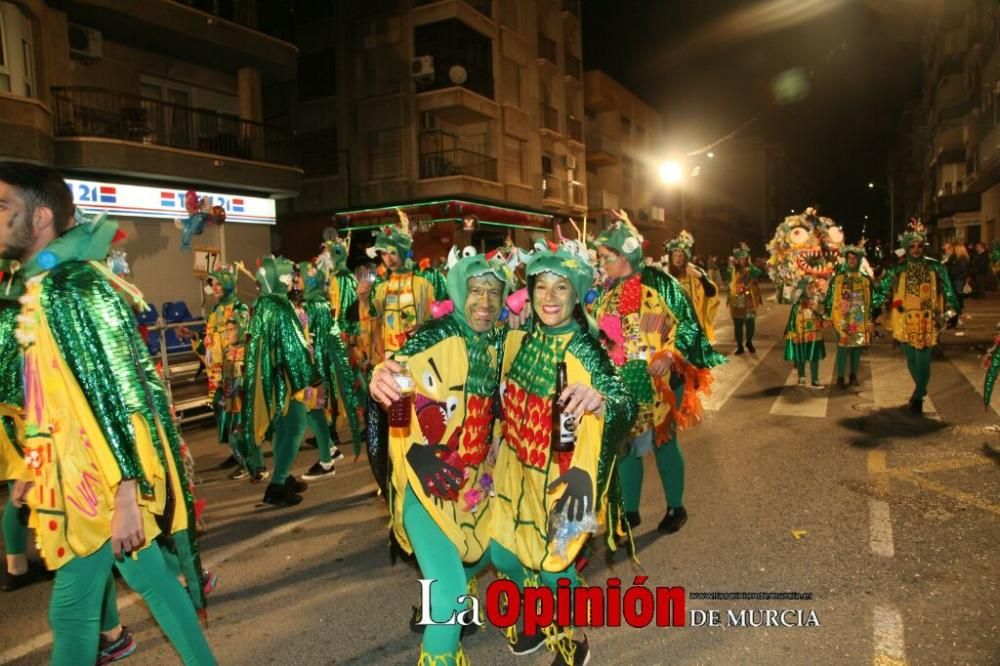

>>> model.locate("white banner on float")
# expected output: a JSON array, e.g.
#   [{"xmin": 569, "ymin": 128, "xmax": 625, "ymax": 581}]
[{"xmin": 65, "ymin": 179, "xmax": 277, "ymax": 225}]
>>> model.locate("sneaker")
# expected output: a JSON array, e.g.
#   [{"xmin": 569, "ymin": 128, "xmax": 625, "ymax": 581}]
[
  {"xmin": 907, "ymin": 398, "xmax": 923, "ymax": 415},
  {"xmin": 809, "ymin": 382, "xmax": 826, "ymax": 390},
  {"xmin": 285, "ymin": 475, "xmax": 309, "ymax": 494},
  {"xmin": 657, "ymin": 506, "xmax": 688, "ymax": 534},
  {"xmin": 746, "ymin": 342, "xmax": 756, "ymax": 354},
  {"xmin": 624, "ymin": 511, "xmax": 641, "ymax": 528},
  {"xmin": 302, "ymin": 460, "xmax": 336, "ymax": 481},
  {"xmin": 262, "ymin": 483, "xmax": 302, "ymax": 507},
  {"xmin": 330, "ymin": 446, "xmax": 345, "ymax": 463},
  {"xmin": 251, "ymin": 468, "xmax": 270, "ymax": 483},
  {"xmin": 797, "ymin": 377, "xmax": 806, "ymax": 386},
  {"xmin": 510, "ymin": 628, "xmax": 566, "ymax": 656},
  {"xmin": 227, "ymin": 467, "xmax": 248, "ymax": 481},
  {"xmin": 217, "ymin": 454, "xmax": 239, "ymax": 470},
  {"xmin": 2, "ymin": 562, "xmax": 51, "ymax": 592},
  {"xmin": 734, "ymin": 347, "xmax": 745, "ymax": 356},
  {"xmin": 551, "ymin": 635, "xmax": 591, "ymax": 666},
  {"xmin": 96, "ymin": 626, "xmax": 136, "ymax": 665}
]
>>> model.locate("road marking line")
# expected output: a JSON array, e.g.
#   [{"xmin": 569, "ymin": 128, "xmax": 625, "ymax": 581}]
[
  {"xmin": 888, "ymin": 456, "xmax": 991, "ymax": 476},
  {"xmin": 704, "ymin": 335, "xmax": 780, "ymax": 411},
  {"xmin": 888, "ymin": 470, "xmax": 1000, "ymax": 517},
  {"xmin": 867, "ymin": 450, "xmax": 889, "ymax": 499},
  {"xmin": 872, "ymin": 604, "xmax": 908, "ymax": 665},
  {"xmin": 869, "ymin": 499, "xmax": 895, "ymax": 558},
  {"xmin": 768, "ymin": 354, "xmax": 835, "ymax": 418}
]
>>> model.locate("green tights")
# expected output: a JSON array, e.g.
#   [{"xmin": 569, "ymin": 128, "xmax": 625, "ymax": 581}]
[
  {"xmin": 796, "ymin": 359, "xmax": 820, "ymax": 383},
  {"xmin": 901, "ymin": 344, "xmax": 931, "ymax": 400},
  {"xmin": 272, "ymin": 400, "xmax": 307, "ymax": 484},
  {"xmin": 620, "ymin": 385, "xmax": 685, "ymax": 512},
  {"xmin": 734, "ymin": 317, "xmax": 756, "ymax": 349},
  {"xmin": 4, "ymin": 480, "xmax": 28, "ymax": 558},
  {"xmin": 50, "ymin": 540, "xmax": 215, "ymax": 665},
  {"xmin": 835, "ymin": 347, "xmax": 861, "ymax": 379},
  {"xmin": 307, "ymin": 409, "xmax": 334, "ymax": 464}
]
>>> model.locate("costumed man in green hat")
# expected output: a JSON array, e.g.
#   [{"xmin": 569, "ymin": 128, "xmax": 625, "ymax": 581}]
[
  {"xmin": 241, "ymin": 255, "xmax": 319, "ymax": 506},
  {"xmin": 0, "ymin": 162, "xmax": 214, "ymax": 664},
  {"xmin": 783, "ymin": 278, "xmax": 827, "ymax": 388},
  {"xmin": 369, "ymin": 249, "xmax": 514, "ymax": 666},
  {"xmin": 593, "ymin": 212, "xmax": 725, "ymax": 534},
  {"xmin": 197, "ymin": 265, "xmax": 252, "ymax": 478},
  {"xmin": 872, "ymin": 220, "xmax": 960, "ymax": 414},
  {"xmin": 664, "ymin": 230, "xmax": 720, "ymax": 343},
  {"xmin": 295, "ymin": 260, "xmax": 363, "ymax": 481},
  {"xmin": 728, "ymin": 242, "xmax": 763, "ymax": 354},
  {"xmin": 825, "ymin": 244, "xmax": 874, "ymax": 389},
  {"xmin": 489, "ymin": 243, "xmax": 636, "ymax": 665}
]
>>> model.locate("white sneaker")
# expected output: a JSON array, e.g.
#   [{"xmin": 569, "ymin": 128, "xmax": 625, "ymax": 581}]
[{"xmin": 302, "ymin": 460, "xmax": 336, "ymax": 481}]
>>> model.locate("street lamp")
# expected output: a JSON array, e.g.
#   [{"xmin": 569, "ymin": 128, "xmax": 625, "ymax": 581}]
[{"xmin": 659, "ymin": 160, "xmax": 685, "ymax": 225}]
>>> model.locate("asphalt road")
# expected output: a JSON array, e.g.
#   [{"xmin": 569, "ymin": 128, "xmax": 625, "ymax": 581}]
[{"xmin": 2, "ymin": 287, "xmax": 998, "ymax": 665}]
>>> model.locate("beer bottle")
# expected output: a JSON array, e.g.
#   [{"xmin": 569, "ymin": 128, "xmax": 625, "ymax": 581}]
[{"xmin": 551, "ymin": 362, "xmax": 576, "ymax": 453}]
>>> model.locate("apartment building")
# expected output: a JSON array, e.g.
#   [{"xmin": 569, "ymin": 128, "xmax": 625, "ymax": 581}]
[
  {"xmin": 0, "ymin": 0, "xmax": 301, "ymax": 307},
  {"xmin": 280, "ymin": 0, "xmax": 588, "ymax": 262}
]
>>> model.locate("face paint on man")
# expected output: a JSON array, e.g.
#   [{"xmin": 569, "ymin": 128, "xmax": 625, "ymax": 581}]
[
  {"xmin": 464, "ymin": 275, "xmax": 503, "ymax": 333},
  {"xmin": 532, "ymin": 272, "xmax": 576, "ymax": 328}
]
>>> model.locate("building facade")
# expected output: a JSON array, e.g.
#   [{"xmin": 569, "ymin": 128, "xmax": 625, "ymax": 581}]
[
  {"xmin": 280, "ymin": 0, "xmax": 588, "ymax": 261},
  {"xmin": 0, "ymin": 0, "xmax": 300, "ymax": 308}
]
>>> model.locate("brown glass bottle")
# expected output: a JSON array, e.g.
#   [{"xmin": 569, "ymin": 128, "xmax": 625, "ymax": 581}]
[{"xmin": 551, "ymin": 362, "xmax": 576, "ymax": 453}]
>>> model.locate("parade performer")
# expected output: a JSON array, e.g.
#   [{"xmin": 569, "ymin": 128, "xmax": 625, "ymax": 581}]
[
  {"xmin": 872, "ymin": 220, "xmax": 960, "ymax": 414},
  {"xmin": 593, "ymin": 214, "xmax": 725, "ymax": 535},
  {"xmin": 784, "ymin": 279, "xmax": 827, "ymax": 388},
  {"xmin": 319, "ymin": 231, "xmax": 366, "ymax": 455},
  {"xmin": 664, "ymin": 230, "xmax": 720, "ymax": 342},
  {"xmin": 824, "ymin": 244, "xmax": 874, "ymax": 388},
  {"xmin": 0, "ymin": 162, "xmax": 214, "ymax": 665},
  {"xmin": 489, "ymin": 245, "xmax": 637, "ymax": 665},
  {"xmin": 198, "ymin": 265, "xmax": 252, "ymax": 478},
  {"xmin": 982, "ymin": 328, "xmax": 1000, "ymax": 456},
  {"xmin": 241, "ymin": 255, "xmax": 319, "ymax": 506},
  {"xmin": 296, "ymin": 260, "xmax": 362, "ymax": 481},
  {"xmin": 369, "ymin": 249, "xmax": 513, "ymax": 666},
  {"xmin": 728, "ymin": 243, "xmax": 763, "ymax": 354}
]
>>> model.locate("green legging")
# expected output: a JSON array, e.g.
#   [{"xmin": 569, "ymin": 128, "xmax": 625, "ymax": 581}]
[
  {"xmin": 796, "ymin": 359, "xmax": 820, "ymax": 383},
  {"xmin": 161, "ymin": 530, "xmax": 205, "ymax": 610},
  {"xmin": 734, "ymin": 317, "xmax": 756, "ymax": 348},
  {"xmin": 307, "ymin": 409, "xmax": 334, "ymax": 464},
  {"xmin": 272, "ymin": 400, "xmax": 308, "ymax": 484},
  {"xmin": 402, "ymin": 485, "xmax": 466, "ymax": 665},
  {"xmin": 4, "ymin": 480, "xmax": 28, "ymax": 557},
  {"xmin": 50, "ymin": 540, "xmax": 215, "ymax": 666},
  {"xmin": 901, "ymin": 344, "xmax": 932, "ymax": 400},
  {"xmin": 99, "ymin": 574, "xmax": 121, "ymax": 633},
  {"xmin": 620, "ymin": 384, "xmax": 685, "ymax": 512},
  {"xmin": 835, "ymin": 347, "xmax": 861, "ymax": 379}
]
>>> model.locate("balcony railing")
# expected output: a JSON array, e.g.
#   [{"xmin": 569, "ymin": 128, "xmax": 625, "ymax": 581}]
[
  {"xmin": 415, "ymin": 0, "xmax": 492, "ymax": 18},
  {"xmin": 538, "ymin": 34, "xmax": 558, "ymax": 64},
  {"xmin": 585, "ymin": 127, "xmax": 620, "ymax": 155},
  {"xmin": 587, "ymin": 188, "xmax": 619, "ymax": 210},
  {"xmin": 179, "ymin": 0, "xmax": 292, "ymax": 41},
  {"xmin": 541, "ymin": 175, "xmax": 562, "ymax": 200},
  {"xmin": 419, "ymin": 149, "xmax": 498, "ymax": 181},
  {"xmin": 414, "ymin": 53, "xmax": 495, "ymax": 100},
  {"xmin": 564, "ymin": 52, "xmax": 582, "ymax": 80},
  {"xmin": 567, "ymin": 182, "xmax": 585, "ymax": 206},
  {"xmin": 52, "ymin": 86, "xmax": 296, "ymax": 165},
  {"xmin": 566, "ymin": 116, "xmax": 583, "ymax": 142},
  {"xmin": 540, "ymin": 103, "xmax": 559, "ymax": 132}
]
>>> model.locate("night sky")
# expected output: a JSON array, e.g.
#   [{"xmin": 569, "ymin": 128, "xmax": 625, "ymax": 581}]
[{"xmin": 581, "ymin": 0, "xmax": 924, "ymax": 240}]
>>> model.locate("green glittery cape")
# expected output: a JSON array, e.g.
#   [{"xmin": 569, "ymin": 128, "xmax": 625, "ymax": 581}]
[
  {"xmin": 640, "ymin": 267, "xmax": 726, "ymax": 369},
  {"xmin": 419, "ymin": 267, "xmax": 449, "ymax": 302},
  {"xmin": 985, "ymin": 338, "xmax": 1000, "ymax": 406},
  {"xmin": 331, "ymin": 271, "xmax": 360, "ymax": 337},
  {"xmin": 0, "ymin": 261, "xmax": 23, "ymax": 413},
  {"xmin": 241, "ymin": 294, "xmax": 318, "ymax": 450}
]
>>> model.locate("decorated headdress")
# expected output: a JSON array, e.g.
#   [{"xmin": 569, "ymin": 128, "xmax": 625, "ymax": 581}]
[
  {"xmin": 665, "ymin": 230, "xmax": 695, "ymax": 258},
  {"xmin": 733, "ymin": 242, "xmax": 752, "ymax": 258},
  {"xmin": 318, "ymin": 228, "xmax": 351, "ymax": 275},
  {"xmin": 297, "ymin": 260, "xmax": 327, "ymax": 302},
  {"xmin": 841, "ymin": 242, "xmax": 866, "ymax": 259},
  {"xmin": 525, "ymin": 246, "xmax": 598, "ymax": 337},
  {"xmin": 898, "ymin": 218, "xmax": 926, "ymax": 248},
  {"xmin": 255, "ymin": 255, "xmax": 296, "ymax": 296},
  {"xmin": 366, "ymin": 208, "xmax": 414, "ymax": 263},
  {"xmin": 444, "ymin": 247, "xmax": 515, "ymax": 330},
  {"xmin": 594, "ymin": 209, "xmax": 644, "ymax": 270},
  {"xmin": 206, "ymin": 264, "xmax": 238, "ymax": 301}
]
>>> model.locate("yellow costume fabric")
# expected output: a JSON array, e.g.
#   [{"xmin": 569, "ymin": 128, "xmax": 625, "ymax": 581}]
[{"xmin": 371, "ymin": 272, "xmax": 436, "ymax": 359}]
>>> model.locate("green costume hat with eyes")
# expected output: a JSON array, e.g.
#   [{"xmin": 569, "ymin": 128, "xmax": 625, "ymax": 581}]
[
  {"xmin": 898, "ymin": 219, "xmax": 927, "ymax": 249},
  {"xmin": 256, "ymin": 255, "xmax": 295, "ymax": 296},
  {"xmin": 594, "ymin": 211, "xmax": 644, "ymax": 271},
  {"xmin": 525, "ymin": 247, "xmax": 598, "ymax": 337},
  {"xmin": 665, "ymin": 230, "xmax": 695, "ymax": 259},
  {"xmin": 366, "ymin": 209, "xmax": 414, "ymax": 264},
  {"xmin": 297, "ymin": 261, "xmax": 327, "ymax": 302},
  {"xmin": 446, "ymin": 252, "xmax": 514, "ymax": 331},
  {"xmin": 207, "ymin": 266, "xmax": 237, "ymax": 303}
]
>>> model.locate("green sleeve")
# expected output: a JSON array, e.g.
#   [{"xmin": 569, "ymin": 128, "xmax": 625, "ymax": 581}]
[
  {"xmin": 871, "ymin": 264, "xmax": 902, "ymax": 311},
  {"xmin": 931, "ymin": 261, "xmax": 961, "ymax": 313},
  {"xmin": 641, "ymin": 267, "xmax": 726, "ymax": 369},
  {"xmin": 0, "ymin": 304, "xmax": 22, "ymax": 410},
  {"xmin": 823, "ymin": 274, "xmax": 838, "ymax": 316}
]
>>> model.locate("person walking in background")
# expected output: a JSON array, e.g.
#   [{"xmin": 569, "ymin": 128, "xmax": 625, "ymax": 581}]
[{"xmin": 972, "ymin": 242, "xmax": 990, "ymax": 298}]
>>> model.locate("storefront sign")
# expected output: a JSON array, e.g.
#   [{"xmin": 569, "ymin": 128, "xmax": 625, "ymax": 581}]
[{"xmin": 66, "ymin": 179, "xmax": 276, "ymax": 225}]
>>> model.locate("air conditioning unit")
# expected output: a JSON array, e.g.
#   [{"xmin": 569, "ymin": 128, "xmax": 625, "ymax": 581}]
[
  {"xmin": 68, "ymin": 24, "xmax": 103, "ymax": 61},
  {"xmin": 411, "ymin": 55, "xmax": 435, "ymax": 80},
  {"xmin": 563, "ymin": 154, "xmax": 577, "ymax": 169}
]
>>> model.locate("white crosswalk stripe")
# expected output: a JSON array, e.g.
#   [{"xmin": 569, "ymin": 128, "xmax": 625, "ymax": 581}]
[
  {"xmin": 867, "ymin": 353, "xmax": 939, "ymax": 419},
  {"xmin": 768, "ymin": 354, "xmax": 836, "ymax": 418}
]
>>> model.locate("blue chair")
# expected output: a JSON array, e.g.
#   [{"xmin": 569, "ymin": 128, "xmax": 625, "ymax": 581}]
[
  {"xmin": 145, "ymin": 330, "xmax": 161, "ymax": 357},
  {"xmin": 163, "ymin": 301, "xmax": 195, "ymax": 323},
  {"xmin": 136, "ymin": 303, "xmax": 158, "ymax": 326}
]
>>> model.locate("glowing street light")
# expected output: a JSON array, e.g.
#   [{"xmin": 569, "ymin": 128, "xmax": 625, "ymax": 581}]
[
  {"xmin": 707, "ymin": 151, "xmax": 715, "ymax": 159},
  {"xmin": 659, "ymin": 161, "xmax": 683, "ymax": 184},
  {"xmin": 868, "ymin": 182, "xmax": 875, "ymax": 189}
]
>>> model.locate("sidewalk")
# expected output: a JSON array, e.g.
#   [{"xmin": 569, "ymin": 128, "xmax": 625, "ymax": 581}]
[{"xmin": 942, "ymin": 290, "xmax": 1000, "ymax": 348}]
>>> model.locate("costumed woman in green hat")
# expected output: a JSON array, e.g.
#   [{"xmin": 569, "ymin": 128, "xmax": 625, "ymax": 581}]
[
  {"xmin": 872, "ymin": 220, "xmax": 960, "ymax": 414},
  {"xmin": 488, "ymin": 243, "xmax": 636, "ymax": 665},
  {"xmin": 664, "ymin": 230, "xmax": 720, "ymax": 343},
  {"xmin": 783, "ymin": 278, "xmax": 827, "ymax": 388},
  {"xmin": 369, "ymin": 249, "xmax": 514, "ymax": 666},
  {"xmin": 241, "ymin": 255, "xmax": 319, "ymax": 506},
  {"xmin": 728, "ymin": 242, "xmax": 763, "ymax": 354},
  {"xmin": 593, "ymin": 212, "xmax": 725, "ymax": 535},
  {"xmin": 824, "ymin": 244, "xmax": 874, "ymax": 389}
]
